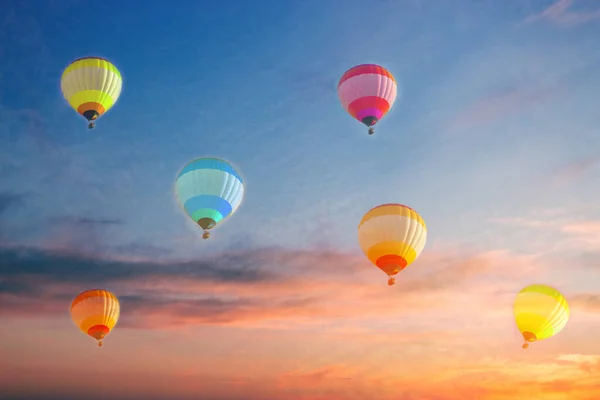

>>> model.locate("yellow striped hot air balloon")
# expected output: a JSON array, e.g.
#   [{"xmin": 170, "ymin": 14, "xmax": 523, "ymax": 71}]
[
  {"xmin": 513, "ymin": 284, "xmax": 570, "ymax": 349},
  {"xmin": 61, "ymin": 57, "xmax": 123, "ymax": 129},
  {"xmin": 358, "ymin": 203, "xmax": 427, "ymax": 286},
  {"xmin": 70, "ymin": 289, "xmax": 120, "ymax": 347}
]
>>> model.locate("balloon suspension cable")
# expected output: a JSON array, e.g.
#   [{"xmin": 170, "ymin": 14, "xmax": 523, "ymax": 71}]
[
  {"xmin": 202, "ymin": 230, "xmax": 211, "ymax": 240},
  {"xmin": 387, "ymin": 277, "xmax": 396, "ymax": 286},
  {"xmin": 368, "ymin": 127, "xmax": 375, "ymax": 135},
  {"xmin": 88, "ymin": 122, "xmax": 95, "ymax": 130},
  {"xmin": 98, "ymin": 341, "xmax": 104, "ymax": 348},
  {"xmin": 522, "ymin": 342, "xmax": 529, "ymax": 350}
]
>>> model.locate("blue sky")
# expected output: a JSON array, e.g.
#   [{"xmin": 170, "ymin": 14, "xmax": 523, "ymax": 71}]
[{"xmin": 1, "ymin": 0, "xmax": 600, "ymax": 261}]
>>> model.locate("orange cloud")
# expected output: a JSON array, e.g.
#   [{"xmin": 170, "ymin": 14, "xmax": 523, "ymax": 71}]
[
  {"xmin": 570, "ymin": 294, "xmax": 600, "ymax": 313},
  {"xmin": 0, "ymin": 245, "xmax": 542, "ymax": 334},
  {"xmin": 268, "ymin": 352, "xmax": 600, "ymax": 400}
]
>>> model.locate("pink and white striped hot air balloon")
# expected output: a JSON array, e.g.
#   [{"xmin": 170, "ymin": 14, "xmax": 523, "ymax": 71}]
[{"xmin": 337, "ymin": 64, "xmax": 398, "ymax": 135}]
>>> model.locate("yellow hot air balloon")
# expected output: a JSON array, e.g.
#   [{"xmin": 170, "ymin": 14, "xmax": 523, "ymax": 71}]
[
  {"xmin": 70, "ymin": 289, "xmax": 120, "ymax": 347},
  {"xmin": 513, "ymin": 284, "xmax": 570, "ymax": 349},
  {"xmin": 357, "ymin": 203, "xmax": 427, "ymax": 286},
  {"xmin": 61, "ymin": 57, "xmax": 123, "ymax": 129}
]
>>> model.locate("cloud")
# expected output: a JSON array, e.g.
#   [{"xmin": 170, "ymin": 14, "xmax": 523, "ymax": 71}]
[
  {"xmin": 0, "ymin": 245, "xmax": 275, "ymax": 286},
  {"xmin": 285, "ymin": 68, "xmax": 337, "ymax": 95},
  {"xmin": 6, "ymin": 354, "xmax": 600, "ymax": 400},
  {"xmin": 49, "ymin": 216, "xmax": 124, "ymax": 225},
  {"xmin": 0, "ymin": 192, "xmax": 24, "ymax": 216},
  {"xmin": 570, "ymin": 293, "xmax": 600, "ymax": 313},
  {"xmin": 562, "ymin": 221, "xmax": 600, "ymax": 235},
  {"xmin": 279, "ymin": 364, "xmax": 357, "ymax": 384},
  {"xmin": 447, "ymin": 86, "xmax": 559, "ymax": 131},
  {"xmin": 552, "ymin": 154, "xmax": 600, "ymax": 187},
  {"xmin": 0, "ymin": 244, "xmax": 534, "ymax": 332},
  {"xmin": 112, "ymin": 242, "xmax": 174, "ymax": 257},
  {"xmin": 489, "ymin": 213, "xmax": 600, "ymax": 253},
  {"xmin": 269, "ymin": 353, "xmax": 600, "ymax": 400},
  {"xmin": 525, "ymin": 0, "xmax": 600, "ymax": 27},
  {"xmin": 0, "ymin": 192, "xmax": 27, "ymax": 243},
  {"xmin": 488, "ymin": 216, "xmax": 558, "ymax": 229},
  {"xmin": 560, "ymin": 221, "xmax": 600, "ymax": 250}
]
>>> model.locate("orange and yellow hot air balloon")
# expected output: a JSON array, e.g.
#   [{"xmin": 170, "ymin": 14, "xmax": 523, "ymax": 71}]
[
  {"xmin": 70, "ymin": 289, "xmax": 120, "ymax": 347},
  {"xmin": 358, "ymin": 203, "xmax": 427, "ymax": 285}
]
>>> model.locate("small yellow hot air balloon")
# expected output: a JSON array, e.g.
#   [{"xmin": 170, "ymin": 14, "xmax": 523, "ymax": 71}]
[
  {"xmin": 70, "ymin": 289, "xmax": 120, "ymax": 347},
  {"xmin": 61, "ymin": 57, "xmax": 123, "ymax": 129},
  {"xmin": 357, "ymin": 203, "xmax": 427, "ymax": 286},
  {"xmin": 513, "ymin": 284, "xmax": 570, "ymax": 349}
]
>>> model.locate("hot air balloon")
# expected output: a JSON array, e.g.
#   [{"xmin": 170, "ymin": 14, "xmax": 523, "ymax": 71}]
[
  {"xmin": 357, "ymin": 204, "xmax": 427, "ymax": 285},
  {"xmin": 174, "ymin": 157, "xmax": 244, "ymax": 239},
  {"xmin": 513, "ymin": 284, "xmax": 570, "ymax": 350},
  {"xmin": 337, "ymin": 64, "xmax": 397, "ymax": 135},
  {"xmin": 61, "ymin": 57, "xmax": 123, "ymax": 129},
  {"xmin": 70, "ymin": 289, "xmax": 120, "ymax": 347}
]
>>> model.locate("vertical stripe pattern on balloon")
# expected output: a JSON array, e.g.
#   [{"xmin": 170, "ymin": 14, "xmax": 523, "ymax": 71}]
[
  {"xmin": 357, "ymin": 203, "xmax": 427, "ymax": 277},
  {"xmin": 70, "ymin": 289, "xmax": 120, "ymax": 341},
  {"xmin": 61, "ymin": 57, "xmax": 123, "ymax": 121}
]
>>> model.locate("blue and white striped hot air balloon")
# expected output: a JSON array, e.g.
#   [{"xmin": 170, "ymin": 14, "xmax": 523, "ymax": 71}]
[{"xmin": 175, "ymin": 158, "xmax": 245, "ymax": 239}]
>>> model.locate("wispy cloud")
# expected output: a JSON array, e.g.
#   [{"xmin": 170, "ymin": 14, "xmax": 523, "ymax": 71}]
[
  {"xmin": 0, "ymin": 244, "xmax": 539, "ymax": 332},
  {"xmin": 489, "ymin": 213, "xmax": 600, "ymax": 253},
  {"xmin": 448, "ymin": 86, "xmax": 560, "ymax": 131},
  {"xmin": 525, "ymin": 0, "xmax": 600, "ymax": 27},
  {"xmin": 570, "ymin": 293, "xmax": 600, "ymax": 313},
  {"xmin": 488, "ymin": 216, "xmax": 559, "ymax": 229},
  {"xmin": 49, "ymin": 216, "xmax": 124, "ymax": 225},
  {"xmin": 552, "ymin": 154, "xmax": 600, "ymax": 187},
  {"xmin": 270, "ymin": 353, "xmax": 600, "ymax": 400},
  {"xmin": 0, "ymin": 192, "xmax": 24, "ymax": 216}
]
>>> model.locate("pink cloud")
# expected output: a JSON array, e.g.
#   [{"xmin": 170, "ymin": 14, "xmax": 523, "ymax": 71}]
[
  {"xmin": 560, "ymin": 221, "xmax": 600, "ymax": 249},
  {"xmin": 562, "ymin": 221, "xmax": 600, "ymax": 235},
  {"xmin": 553, "ymin": 155, "xmax": 600, "ymax": 187},
  {"xmin": 525, "ymin": 0, "xmax": 600, "ymax": 27},
  {"xmin": 488, "ymin": 217, "xmax": 559, "ymax": 229},
  {"xmin": 489, "ymin": 215, "xmax": 600, "ymax": 252},
  {"xmin": 447, "ymin": 86, "xmax": 559, "ymax": 131},
  {"xmin": 0, "ymin": 245, "xmax": 540, "ymax": 332}
]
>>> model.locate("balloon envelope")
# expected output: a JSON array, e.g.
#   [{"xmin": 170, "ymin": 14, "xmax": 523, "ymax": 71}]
[
  {"xmin": 337, "ymin": 64, "xmax": 397, "ymax": 132},
  {"xmin": 61, "ymin": 57, "xmax": 123, "ymax": 127},
  {"xmin": 174, "ymin": 158, "xmax": 244, "ymax": 237},
  {"xmin": 513, "ymin": 284, "xmax": 569, "ymax": 348},
  {"xmin": 357, "ymin": 203, "xmax": 427, "ymax": 283},
  {"xmin": 70, "ymin": 289, "xmax": 120, "ymax": 347}
]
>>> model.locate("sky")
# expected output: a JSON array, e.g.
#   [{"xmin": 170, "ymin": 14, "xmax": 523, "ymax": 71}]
[{"xmin": 1, "ymin": 0, "xmax": 600, "ymax": 399}]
